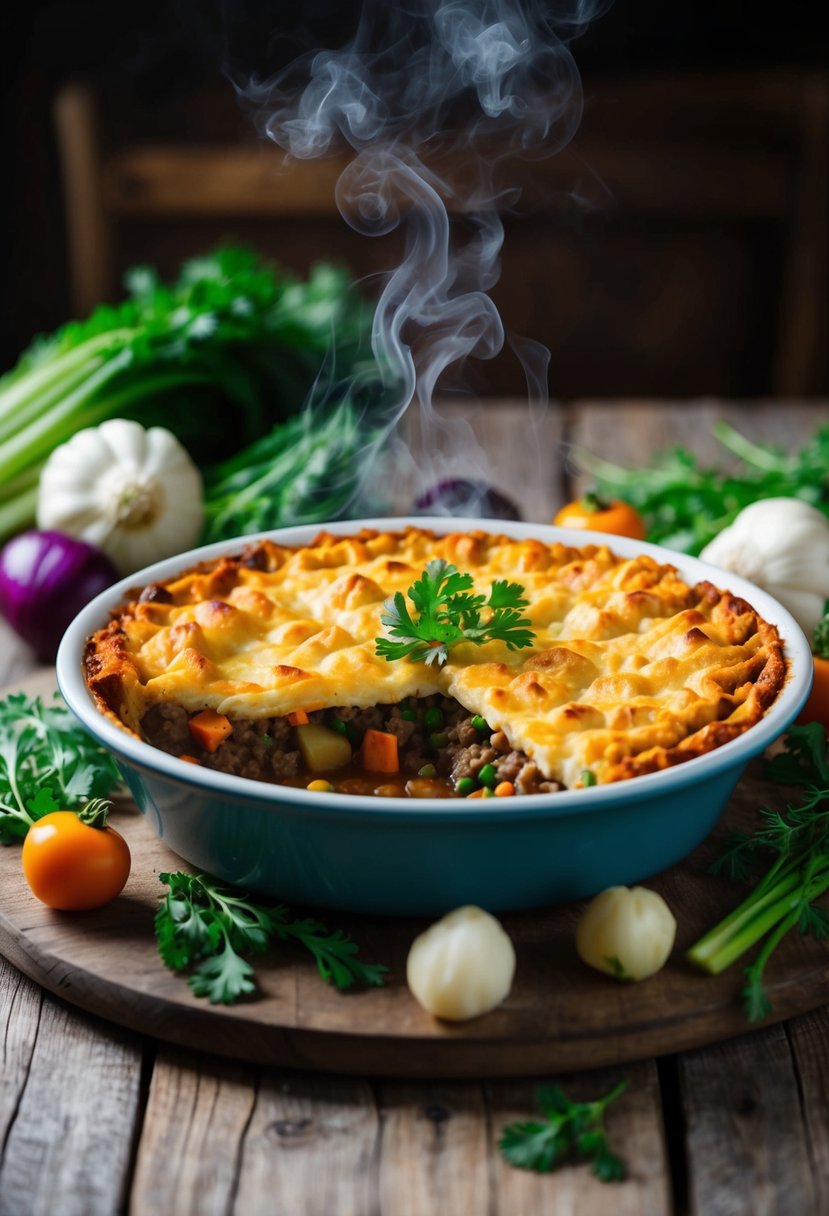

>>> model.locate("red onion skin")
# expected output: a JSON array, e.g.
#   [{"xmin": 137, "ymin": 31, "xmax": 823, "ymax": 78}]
[
  {"xmin": 414, "ymin": 479, "xmax": 522, "ymax": 521},
  {"xmin": 0, "ymin": 530, "xmax": 119, "ymax": 662}
]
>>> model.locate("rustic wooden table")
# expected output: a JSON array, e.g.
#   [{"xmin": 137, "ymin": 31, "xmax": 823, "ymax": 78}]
[{"xmin": 1, "ymin": 398, "xmax": 828, "ymax": 1216}]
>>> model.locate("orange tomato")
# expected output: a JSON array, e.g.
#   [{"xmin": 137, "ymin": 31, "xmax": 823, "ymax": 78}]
[
  {"xmin": 796, "ymin": 656, "xmax": 829, "ymax": 734},
  {"xmin": 21, "ymin": 811, "xmax": 131, "ymax": 910},
  {"xmin": 553, "ymin": 495, "xmax": 647, "ymax": 540}
]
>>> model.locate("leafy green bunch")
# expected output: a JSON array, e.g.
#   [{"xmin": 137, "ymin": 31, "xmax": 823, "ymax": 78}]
[
  {"xmin": 0, "ymin": 246, "xmax": 375, "ymax": 540},
  {"xmin": 375, "ymin": 559, "xmax": 535, "ymax": 667},
  {"xmin": 687, "ymin": 723, "xmax": 829, "ymax": 1020},
  {"xmin": 201, "ymin": 398, "xmax": 380, "ymax": 543},
  {"xmin": 577, "ymin": 420, "xmax": 829, "ymax": 554},
  {"xmin": 155, "ymin": 871, "xmax": 389, "ymax": 1005},
  {"xmin": 0, "ymin": 693, "xmax": 121, "ymax": 844}
]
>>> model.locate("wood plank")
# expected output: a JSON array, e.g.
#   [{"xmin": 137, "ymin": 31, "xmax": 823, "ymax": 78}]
[
  {"xmin": 112, "ymin": 1046, "xmax": 392, "ymax": 1216},
  {"xmin": 679, "ymin": 1024, "xmax": 817, "ymax": 1216},
  {"xmin": 787, "ymin": 1007, "xmax": 829, "ymax": 1216},
  {"xmin": 774, "ymin": 79, "xmax": 829, "ymax": 394},
  {"xmin": 232, "ymin": 1073, "xmax": 380, "ymax": 1215},
  {"xmin": 129, "ymin": 1047, "xmax": 257, "ymax": 1216},
  {"xmin": 53, "ymin": 81, "xmax": 114, "ymax": 314},
  {"xmin": 375, "ymin": 1082, "xmax": 489, "ymax": 1215},
  {"xmin": 0, "ymin": 956, "xmax": 43, "ymax": 1150},
  {"xmin": 103, "ymin": 143, "xmax": 791, "ymax": 221},
  {"xmin": 484, "ymin": 1063, "xmax": 670, "ymax": 1215},
  {"xmin": 0, "ymin": 989, "xmax": 144, "ymax": 1216}
]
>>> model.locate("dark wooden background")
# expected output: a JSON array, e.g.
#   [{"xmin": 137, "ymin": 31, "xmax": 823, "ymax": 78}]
[{"xmin": 1, "ymin": 1, "xmax": 828, "ymax": 398}]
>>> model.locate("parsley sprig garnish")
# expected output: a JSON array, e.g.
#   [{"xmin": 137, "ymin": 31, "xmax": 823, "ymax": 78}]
[
  {"xmin": 499, "ymin": 1081, "xmax": 628, "ymax": 1182},
  {"xmin": 0, "ymin": 692, "xmax": 121, "ymax": 844},
  {"xmin": 155, "ymin": 871, "xmax": 389, "ymax": 1004},
  {"xmin": 687, "ymin": 723, "xmax": 829, "ymax": 1021},
  {"xmin": 375, "ymin": 559, "xmax": 535, "ymax": 667}
]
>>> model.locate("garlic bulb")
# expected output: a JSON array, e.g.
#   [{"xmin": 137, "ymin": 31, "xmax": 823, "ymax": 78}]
[
  {"xmin": 576, "ymin": 885, "xmax": 676, "ymax": 981},
  {"xmin": 37, "ymin": 419, "xmax": 204, "ymax": 575},
  {"xmin": 700, "ymin": 498, "xmax": 829, "ymax": 639},
  {"xmin": 406, "ymin": 905, "xmax": 516, "ymax": 1021}
]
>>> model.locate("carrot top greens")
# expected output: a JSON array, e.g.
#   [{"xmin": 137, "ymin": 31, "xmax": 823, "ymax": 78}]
[{"xmin": 687, "ymin": 723, "xmax": 829, "ymax": 1021}]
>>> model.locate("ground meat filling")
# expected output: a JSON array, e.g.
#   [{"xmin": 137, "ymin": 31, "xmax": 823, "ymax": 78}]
[{"xmin": 140, "ymin": 695, "xmax": 564, "ymax": 797}]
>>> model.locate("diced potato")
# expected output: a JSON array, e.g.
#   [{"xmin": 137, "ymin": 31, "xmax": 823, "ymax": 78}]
[{"xmin": 295, "ymin": 723, "xmax": 353, "ymax": 773}]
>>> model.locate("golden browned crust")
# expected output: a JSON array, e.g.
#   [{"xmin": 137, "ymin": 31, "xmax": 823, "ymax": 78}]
[{"xmin": 83, "ymin": 527, "xmax": 789, "ymax": 787}]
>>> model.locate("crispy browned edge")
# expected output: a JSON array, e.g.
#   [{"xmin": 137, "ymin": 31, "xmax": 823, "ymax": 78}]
[
  {"xmin": 82, "ymin": 528, "xmax": 790, "ymax": 782},
  {"xmin": 606, "ymin": 582, "xmax": 788, "ymax": 782}
]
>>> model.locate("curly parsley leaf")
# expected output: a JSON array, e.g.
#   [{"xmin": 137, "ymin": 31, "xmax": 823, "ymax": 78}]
[
  {"xmin": 375, "ymin": 559, "xmax": 535, "ymax": 667},
  {"xmin": 499, "ymin": 1081, "xmax": 627, "ymax": 1182},
  {"xmin": 155, "ymin": 871, "xmax": 388, "ymax": 1005},
  {"xmin": 0, "ymin": 692, "xmax": 121, "ymax": 844}
]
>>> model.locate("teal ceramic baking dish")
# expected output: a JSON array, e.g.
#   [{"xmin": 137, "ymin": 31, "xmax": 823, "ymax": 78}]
[{"xmin": 56, "ymin": 518, "xmax": 813, "ymax": 916}]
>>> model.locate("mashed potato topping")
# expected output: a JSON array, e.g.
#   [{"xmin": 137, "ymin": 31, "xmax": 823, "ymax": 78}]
[{"xmin": 84, "ymin": 527, "xmax": 786, "ymax": 789}]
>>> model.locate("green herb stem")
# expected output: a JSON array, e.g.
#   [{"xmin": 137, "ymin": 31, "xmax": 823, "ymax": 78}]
[
  {"xmin": 0, "ymin": 486, "xmax": 39, "ymax": 541},
  {"xmin": 711, "ymin": 419, "xmax": 796, "ymax": 474},
  {"xmin": 0, "ymin": 351, "xmax": 131, "ymax": 482},
  {"xmin": 0, "ymin": 461, "xmax": 44, "ymax": 503},
  {"xmin": 687, "ymin": 869, "xmax": 806, "ymax": 974},
  {"xmin": 686, "ymin": 725, "xmax": 829, "ymax": 1020},
  {"xmin": 0, "ymin": 331, "xmax": 127, "ymax": 434}
]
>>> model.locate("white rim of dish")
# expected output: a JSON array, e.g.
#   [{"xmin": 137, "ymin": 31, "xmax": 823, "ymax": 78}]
[{"xmin": 56, "ymin": 516, "xmax": 815, "ymax": 820}]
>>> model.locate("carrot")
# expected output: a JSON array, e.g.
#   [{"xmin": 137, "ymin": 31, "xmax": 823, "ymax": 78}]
[
  {"xmin": 188, "ymin": 708, "xmax": 233, "ymax": 753},
  {"xmin": 464, "ymin": 788, "xmax": 486, "ymax": 799},
  {"xmin": 287, "ymin": 709, "xmax": 309, "ymax": 726},
  {"xmin": 361, "ymin": 728, "xmax": 399, "ymax": 773},
  {"xmin": 179, "ymin": 754, "xmax": 202, "ymax": 765},
  {"xmin": 494, "ymin": 781, "xmax": 516, "ymax": 797}
]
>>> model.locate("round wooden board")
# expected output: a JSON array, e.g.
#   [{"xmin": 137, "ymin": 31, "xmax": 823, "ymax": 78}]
[{"xmin": 1, "ymin": 670, "xmax": 828, "ymax": 1078}]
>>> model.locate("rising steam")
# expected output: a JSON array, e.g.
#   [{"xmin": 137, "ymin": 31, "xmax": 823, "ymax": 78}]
[{"xmin": 231, "ymin": 0, "xmax": 610, "ymax": 515}]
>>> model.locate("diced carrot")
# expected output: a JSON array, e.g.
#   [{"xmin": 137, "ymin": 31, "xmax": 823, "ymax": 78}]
[
  {"xmin": 188, "ymin": 708, "xmax": 233, "ymax": 753},
  {"xmin": 287, "ymin": 709, "xmax": 310, "ymax": 726},
  {"xmin": 494, "ymin": 781, "xmax": 516, "ymax": 797},
  {"xmin": 361, "ymin": 728, "xmax": 400, "ymax": 773},
  {"xmin": 179, "ymin": 754, "xmax": 202, "ymax": 765},
  {"xmin": 465, "ymin": 788, "xmax": 486, "ymax": 799}
]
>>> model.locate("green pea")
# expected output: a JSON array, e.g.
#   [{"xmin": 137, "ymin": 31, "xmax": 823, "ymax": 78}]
[
  {"xmin": 429, "ymin": 731, "xmax": 449, "ymax": 749},
  {"xmin": 329, "ymin": 718, "xmax": 348, "ymax": 735},
  {"xmin": 482, "ymin": 786, "xmax": 496, "ymax": 798},
  {"xmin": 456, "ymin": 776, "xmax": 477, "ymax": 796},
  {"xmin": 478, "ymin": 763, "xmax": 497, "ymax": 788},
  {"xmin": 471, "ymin": 714, "xmax": 490, "ymax": 734},
  {"xmin": 581, "ymin": 770, "xmax": 597, "ymax": 787},
  {"xmin": 423, "ymin": 706, "xmax": 444, "ymax": 731},
  {"xmin": 418, "ymin": 763, "xmax": 437, "ymax": 778},
  {"xmin": 401, "ymin": 709, "xmax": 418, "ymax": 722}
]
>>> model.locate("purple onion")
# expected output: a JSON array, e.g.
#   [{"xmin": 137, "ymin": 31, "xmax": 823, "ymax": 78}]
[
  {"xmin": 0, "ymin": 530, "xmax": 119, "ymax": 662},
  {"xmin": 413, "ymin": 478, "xmax": 522, "ymax": 521}
]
